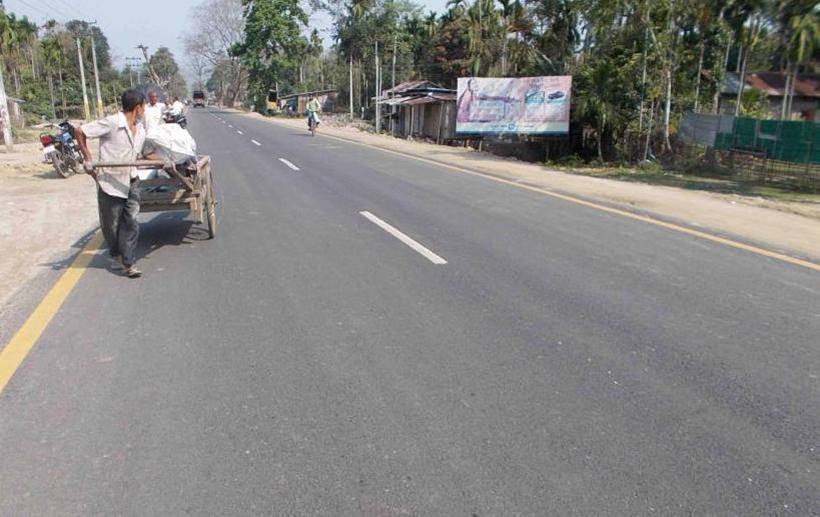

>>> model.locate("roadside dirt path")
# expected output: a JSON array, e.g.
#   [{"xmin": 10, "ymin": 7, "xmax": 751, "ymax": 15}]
[
  {"xmin": 0, "ymin": 142, "xmax": 97, "ymax": 311},
  {"xmin": 250, "ymin": 113, "xmax": 820, "ymax": 262}
]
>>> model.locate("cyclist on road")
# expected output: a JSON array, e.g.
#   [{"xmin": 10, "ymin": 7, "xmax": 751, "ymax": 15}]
[{"xmin": 306, "ymin": 95, "xmax": 321, "ymax": 130}]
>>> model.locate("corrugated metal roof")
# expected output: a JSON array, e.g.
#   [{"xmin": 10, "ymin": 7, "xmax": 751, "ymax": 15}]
[
  {"xmin": 384, "ymin": 80, "xmax": 440, "ymax": 94},
  {"xmin": 375, "ymin": 92, "xmax": 455, "ymax": 104},
  {"xmin": 278, "ymin": 89, "xmax": 337, "ymax": 100},
  {"xmin": 381, "ymin": 96, "xmax": 414, "ymax": 105},
  {"xmin": 402, "ymin": 96, "xmax": 438, "ymax": 105},
  {"xmin": 722, "ymin": 72, "xmax": 819, "ymax": 98}
]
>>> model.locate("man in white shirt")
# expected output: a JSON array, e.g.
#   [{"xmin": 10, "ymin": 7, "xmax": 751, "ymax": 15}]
[
  {"xmin": 143, "ymin": 90, "xmax": 165, "ymax": 132},
  {"xmin": 76, "ymin": 89, "xmax": 163, "ymax": 278},
  {"xmin": 169, "ymin": 97, "xmax": 186, "ymax": 117}
]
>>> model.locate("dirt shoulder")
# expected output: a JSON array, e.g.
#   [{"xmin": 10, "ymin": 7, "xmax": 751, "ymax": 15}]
[
  {"xmin": 249, "ymin": 113, "xmax": 820, "ymax": 262},
  {"xmin": 0, "ymin": 141, "xmax": 98, "ymax": 311}
]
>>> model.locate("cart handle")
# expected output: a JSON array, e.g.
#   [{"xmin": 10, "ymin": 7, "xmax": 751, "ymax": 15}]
[
  {"xmin": 91, "ymin": 160, "xmax": 195, "ymax": 192},
  {"xmin": 91, "ymin": 160, "xmax": 166, "ymax": 168}
]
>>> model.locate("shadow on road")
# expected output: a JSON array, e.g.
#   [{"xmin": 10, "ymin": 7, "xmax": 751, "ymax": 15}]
[
  {"xmin": 132, "ymin": 212, "xmax": 205, "ymax": 266},
  {"xmin": 39, "ymin": 213, "xmax": 208, "ymax": 275},
  {"xmin": 38, "ymin": 227, "xmax": 100, "ymax": 272}
]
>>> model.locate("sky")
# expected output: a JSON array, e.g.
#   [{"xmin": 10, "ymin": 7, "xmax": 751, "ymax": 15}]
[{"xmin": 5, "ymin": 0, "xmax": 449, "ymax": 82}]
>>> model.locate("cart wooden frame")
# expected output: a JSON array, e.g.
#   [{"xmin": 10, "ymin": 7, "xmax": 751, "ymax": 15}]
[{"xmin": 91, "ymin": 155, "xmax": 217, "ymax": 238}]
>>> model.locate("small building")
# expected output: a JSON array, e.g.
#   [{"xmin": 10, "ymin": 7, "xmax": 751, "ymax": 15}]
[
  {"xmin": 278, "ymin": 89, "xmax": 338, "ymax": 114},
  {"xmin": 377, "ymin": 81, "xmax": 457, "ymax": 143},
  {"xmin": 719, "ymin": 72, "xmax": 818, "ymax": 120}
]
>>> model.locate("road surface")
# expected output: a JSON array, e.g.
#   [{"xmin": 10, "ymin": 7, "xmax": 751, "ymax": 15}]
[{"xmin": 1, "ymin": 108, "xmax": 818, "ymax": 516}]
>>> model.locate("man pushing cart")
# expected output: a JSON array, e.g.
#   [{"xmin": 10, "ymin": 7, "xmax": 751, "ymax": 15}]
[{"xmin": 76, "ymin": 88, "xmax": 217, "ymax": 278}]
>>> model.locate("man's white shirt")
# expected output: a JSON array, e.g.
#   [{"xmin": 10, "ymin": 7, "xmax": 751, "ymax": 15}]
[{"xmin": 144, "ymin": 102, "xmax": 165, "ymax": 132}]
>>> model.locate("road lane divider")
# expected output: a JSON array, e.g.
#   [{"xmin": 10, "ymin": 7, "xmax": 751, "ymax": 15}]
[
  {"xmin": 360, "ymin": 211, "xmax": 447, "ymax": 265},
  {"xmin": 251, "ymin": 139, "xmax": 261, "ymax": 146},
  {"xmin": 310, "ymin": 131, "xmax": 820, "ymax": 272},
  {"xmin": 278, "ymin": 158, "xmax": 300, "ymax": 171},
  {"xmin": 0, "ymin": 233, "xmax": 103, "ymax": 394},
  {"xmin": 237, "ymin": 130, "xmax": 243, "ymax": 135}
]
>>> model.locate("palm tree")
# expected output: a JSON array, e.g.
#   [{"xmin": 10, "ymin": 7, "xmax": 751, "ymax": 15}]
[
  {"xmin": 41, "ymin": 34, "xmax": 64, "ymax": 119},
  {"xmin": 577, "ymin": 59, "xmax": 620, "ymax": 162},
  {"xmin": 463, "ymin": 0, "xmax": 498, "ymax": 76},
  {"xmin": 351, "ymin": 0, "xmax": 374, "ymax": 19},
  {"xmin": 0, "ymin": 12, "xmax": 21, "ymax": 91},
  {"xmin": 724, "ymin": 0, "xmax": 768, "ymax": 116},
  {"xmin": 424, "ymin": 11, "xmax": 438, "ymax": 38},
  {"xmin": 497, "ymin": 0, "xmax": 528, "ymax": 75},
  {"xmin": 783, "ymin": 5, "xmax": 819, "ymax": 116}
]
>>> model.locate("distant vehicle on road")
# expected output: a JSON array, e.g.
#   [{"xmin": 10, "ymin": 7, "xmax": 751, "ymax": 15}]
[{"xmin": 193, "ymin": 91, "xmax": 206, "ymax": 108}]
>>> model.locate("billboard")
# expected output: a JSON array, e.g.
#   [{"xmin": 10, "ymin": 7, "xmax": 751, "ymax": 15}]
[{"xmin": 456, "ymin": 76, "xmax": 572, "ymax": 135}]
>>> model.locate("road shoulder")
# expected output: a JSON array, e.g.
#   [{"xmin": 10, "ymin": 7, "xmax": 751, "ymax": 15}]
[{"xmin": 0, "ymin": 142, "xmax": 99, "ymax": 314}]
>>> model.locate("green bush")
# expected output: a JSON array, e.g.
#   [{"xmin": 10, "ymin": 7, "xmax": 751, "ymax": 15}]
[{"xmin": 637, "ymin": 160, "xmax": 662, "ymax": 173}]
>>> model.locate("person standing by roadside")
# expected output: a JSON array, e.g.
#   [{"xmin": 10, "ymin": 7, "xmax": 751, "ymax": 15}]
[
  {"xmin": 143, "ymin": 90, "xmax": 165, "ymax": 132},
  {"xmin": 75, "ymin": 89, "xmax": 162, "ymax": 278}
]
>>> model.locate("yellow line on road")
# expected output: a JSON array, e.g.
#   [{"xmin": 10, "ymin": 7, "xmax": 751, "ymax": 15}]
[
  {"xmin": 0, "ymin": 233, "xmax": 102, "ymax": 394},
  {"xmin": 315, "ymin": 131, "xmax": 820, "ymax": 273}
]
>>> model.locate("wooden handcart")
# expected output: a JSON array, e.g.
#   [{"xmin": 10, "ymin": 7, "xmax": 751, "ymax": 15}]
[{"xmin": 91, "ymin": 155, "xmax": 217, "ymax": 238}]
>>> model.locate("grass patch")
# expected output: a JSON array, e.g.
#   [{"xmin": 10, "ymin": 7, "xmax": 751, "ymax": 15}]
[
  {"xmin": 11, "ymin": 127, "xmax": 45, "ymax": 144},
  {"xmin": 548, "ymin": 163, "xmax": 820, "ymax": 204}
]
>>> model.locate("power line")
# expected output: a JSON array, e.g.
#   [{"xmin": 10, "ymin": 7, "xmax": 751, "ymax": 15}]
[
  {"xmin": 36, "ymin": 0, "xmax": 72, "ymax": 20},
  {"xmin": 51, "ymin": 0, "xmax": 93, "ymax": 21},
  {"xmin": 7, "ymin": 0, "xmax": 51, "ymax": 19},
  {"xmin": 8, "ymin": 0, "xmax": 84, "ymax": 23}
]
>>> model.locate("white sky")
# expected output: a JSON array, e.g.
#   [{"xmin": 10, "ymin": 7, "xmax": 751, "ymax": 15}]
[{"xmin": 5, "ymin": 0, "xmax": 449, "ymax": 81}]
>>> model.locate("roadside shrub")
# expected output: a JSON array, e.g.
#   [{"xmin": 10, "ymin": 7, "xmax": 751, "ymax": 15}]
[
  {"xmin": 637, "ymin": 160, "xmax": 662, "ymax": 173},
  {"xmin": 553, "ymin": 154, "xmax": 585, "ymax": 167}
]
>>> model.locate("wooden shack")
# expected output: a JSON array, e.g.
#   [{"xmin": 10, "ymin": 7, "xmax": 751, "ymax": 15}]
[
  {"xmin": 377, "ymin": 81, "xmax": 457, "ymax": 143},
  {"xmin": 278, "ymin": 89, "xmax": 338, "ymax": 114}
]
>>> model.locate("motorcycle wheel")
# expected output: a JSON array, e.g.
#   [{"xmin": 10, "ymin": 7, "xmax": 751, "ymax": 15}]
[
  {"xmin": 68, "ymin": 151, "xmax": 82, "ymax": 173},
  {"xmin": 51, "ymin": 152, "xmax": 72, "ymax": 178}
]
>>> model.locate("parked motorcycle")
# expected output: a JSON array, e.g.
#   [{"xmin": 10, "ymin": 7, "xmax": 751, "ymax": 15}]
[
  {"xmin": 40, "ymin": 121, "xmax": 83, "ymax": 178},
  {"xmin": 163, "ymin": 111, "xmax": 188, "ymax": 129}
]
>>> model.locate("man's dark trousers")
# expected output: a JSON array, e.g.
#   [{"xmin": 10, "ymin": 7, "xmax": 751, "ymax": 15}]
[{"xmin": 97, "ymin": 180, "xmax": 140, "ymax": 266}]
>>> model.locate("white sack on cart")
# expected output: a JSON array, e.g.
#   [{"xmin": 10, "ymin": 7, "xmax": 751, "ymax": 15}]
[{"xmin": 144, "ymin": 124, "xmax": 197, "ymax": 164}]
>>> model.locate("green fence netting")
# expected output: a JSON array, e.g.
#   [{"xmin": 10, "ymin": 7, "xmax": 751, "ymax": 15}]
[{"xmin": 713, "ymin": 117, "xmax": 818, "ymax": 164}]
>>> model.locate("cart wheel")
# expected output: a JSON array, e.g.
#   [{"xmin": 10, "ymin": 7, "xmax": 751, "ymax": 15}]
[{"xmin": 206, "ymin": 170, "xmax": 217, "ymax": 239}]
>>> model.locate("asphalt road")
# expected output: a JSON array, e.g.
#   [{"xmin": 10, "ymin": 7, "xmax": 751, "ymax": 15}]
[{"xmin": 1, "ymin": 108, "xmax": 818, "ymax": 516}]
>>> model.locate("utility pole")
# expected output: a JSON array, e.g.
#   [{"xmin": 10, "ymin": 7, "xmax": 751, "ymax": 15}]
[
  {"xmin": 0, "ymin": 60, "xmax": 14, "ymax": 151},
  {"xmin": 127, "ymin": 58, "xmax": 143, "ymax": 85},
  {"xmin": 391, "ymin": 33, "xmax": 397, "ymax": 136},
  {"xmin": 349, "ymin": 55, "xmax": 354, "ymax": 119},
  {"xmin": 126, "ymin": 57, "xmax": 141, "ymax": 88},
  {"xmin": 375, "ymin": 40, "xmax": 380, "ymax": 133},
  {"xmin": 76, "ymin": 38, "xmax": 92, "ymax": 120},
  {"xmin": 89, "ymin": 23, "xmax": 104, "ymax": 117}
]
